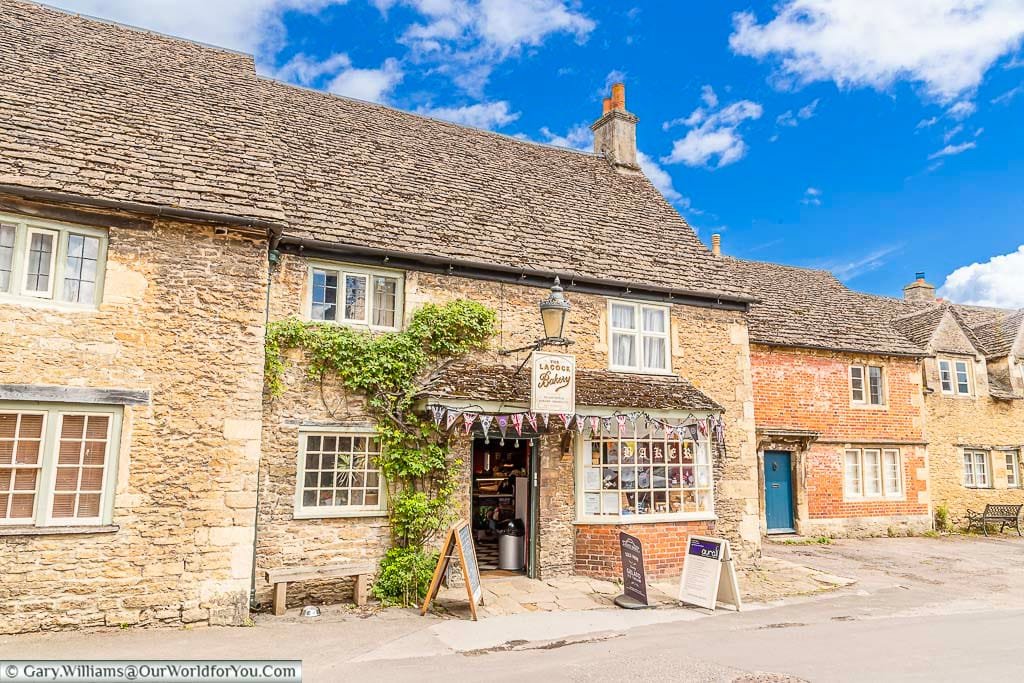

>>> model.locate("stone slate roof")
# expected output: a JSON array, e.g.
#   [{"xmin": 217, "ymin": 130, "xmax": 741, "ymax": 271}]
[
  {"xmin": 258, "ymin": 79, "xmax": 750, "ymax": 301},
  {"xmin": 966, "ymin": 309, "xmax": 1023, "ymax": 358},
  {"xmin": 0, "ymin": 0, "xmax": 284, "ymax": 223},
  {"xmin": 727, "ymin": 259, "xmax": 925, "ymax": 356},
  {"xmin": 891, "ymin": 306, "xmax": 948, "ymax": 348},
  {"xmin": 426, "ymin": 362, "xmax": 723, "ymax": 412}
]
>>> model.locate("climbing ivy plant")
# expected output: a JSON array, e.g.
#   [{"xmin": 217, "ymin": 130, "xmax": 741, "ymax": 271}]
[{"xmin": 264, "ymin": 300, "xmax": 496, "ymax": 606}]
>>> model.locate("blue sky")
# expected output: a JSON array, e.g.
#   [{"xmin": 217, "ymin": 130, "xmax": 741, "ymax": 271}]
[{"xmin": 51, "ymin": 1, "xmax": 1024, "ymax": 306}]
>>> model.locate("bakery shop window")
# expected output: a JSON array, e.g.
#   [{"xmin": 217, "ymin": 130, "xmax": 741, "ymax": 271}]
[{"xmin": 577, "ymin": 422, "xmax": 714, "ymax": 522}]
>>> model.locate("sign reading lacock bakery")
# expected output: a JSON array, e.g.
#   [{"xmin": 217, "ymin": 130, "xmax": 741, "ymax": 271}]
[{"xmin": 531, "ymin": 351, "xmax": 576, "ymax": 414}]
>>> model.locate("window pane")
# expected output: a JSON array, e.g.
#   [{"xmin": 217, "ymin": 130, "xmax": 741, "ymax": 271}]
[
  {"xmin": 344, "ymin": 274, "xmax": 367, "ymax": 320},
  {"xmin": 299, "ymin": 432, "xmax": 383, "ymax": 511},
  {"xmin": 954, "ymin": 362, "xmax": 970, "ymax": 395},
  {"xmin": 610, "ymin": 303, "xmax": 636, "ymax": 330},
  {"xmin": 62, "ymin": 234, "xmax": 100, "ymax": 304},
  {"xmin": 25, "ymin": 231, "xmax": 54, "ymax": 293},
  {"xmin": 883, "ymin": 450, "xmax": 901, "ymax": 495},
  {"xmin": 1005, "ymin": 453, "xmax": 1019, "ymax": 488},
  {"xmin": 868, "ymin": 367, "xmax": 884, "ymax": 405},
  {"xmin": 52, "ymin": 414, "xmax": 110, "ymax": 519},
  {"xmin": 643, "ymin": 336, "xmax": 667, "ymax": 371},
  {"xmin": 844, "ymin": 450, "xmax": 862, "ymax": 496},
  {"xmin": 612, "ymin": 332, "xmax": 636, "ymax": 368},
  {"xmin": 864, "ymin": 450, "xmax": 882, "ymax": 495},
  {"xmin": 850, "ymin": 367, "xmax": 864, "ymax": 402},
  {"xmin": 311, "ymin": 269, "xmax": 338, "ymax": 321},
  {"xmin": 974, "ymin": 453, "xmax": 989, "ymax": 487},
  {"xmin": 939, "ymin": 361, "xmax": 952, "ymax": 393},
  {"xmin": 641, "ymin": 307, "xmax": 666, "ymax": 333},
  {"xmin": 963, "ymin": 453, "xmax": 974, "ymax": 487},
  {"xmin": 372, "ymin": 276, "xmax": 398, "ymax": 327},
  {"xmin": 0, "ymin": 224, "xmax": 14, "ymax": 292}
]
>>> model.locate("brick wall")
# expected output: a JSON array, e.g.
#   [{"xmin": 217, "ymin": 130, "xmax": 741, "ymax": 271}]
[
  {"xmin": 575, "ymin": 520, "xmax": 712, "ymax": 580},
  {"xmin": 1, "ymin": 218, "xmax": 267, "ymax": 633}
]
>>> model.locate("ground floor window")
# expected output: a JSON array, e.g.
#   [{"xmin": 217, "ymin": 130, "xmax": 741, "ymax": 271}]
[
  {"xmin": 294, "ymin": 429, "xmax": 385, "ymax": 518},
  {"xmin": 578, "ymin": 420, "xmax": 713, "ymax": 521},
  {"xmin": 1004, "ymin": 451, "xmax": 1020, "ymax": 488},
  {"xmin": 844, "ymin": 448, "xmax": 902, "ymax": 499},
  {"xmin": 963, "ymin": 450, "xmax": 990, "ymax": 488},
  {"xmin": 0, "ymin": 403, "xmax": 121, "ymax": 526}
]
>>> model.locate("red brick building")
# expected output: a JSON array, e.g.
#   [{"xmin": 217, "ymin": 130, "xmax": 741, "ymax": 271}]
[{"xmin": 730, "ymin": 260, "xmax": 932, "ymax": 536}]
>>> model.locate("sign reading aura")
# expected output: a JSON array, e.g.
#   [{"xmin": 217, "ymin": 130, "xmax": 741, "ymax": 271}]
[{"xmin": 531, "ymin": 351, "xmax": 576, "ymax": 414}]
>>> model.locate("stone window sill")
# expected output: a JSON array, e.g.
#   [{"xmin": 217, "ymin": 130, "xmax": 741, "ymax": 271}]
[{"xmin": 0, "ymin": 524, "xmax": 119, "ymax": 537}]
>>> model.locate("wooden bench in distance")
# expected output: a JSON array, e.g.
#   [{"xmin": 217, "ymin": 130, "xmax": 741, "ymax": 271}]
[{"xmin": 264, "ymin": 562, "xmax": 374, "ymax": 616}]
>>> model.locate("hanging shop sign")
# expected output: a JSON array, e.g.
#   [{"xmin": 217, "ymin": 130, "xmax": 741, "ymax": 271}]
[
  {"xmin": 530, "ymin": 351, "xmax": 576, "ymax": 414},
  {"xmin": 678, "ymin": 534, "xmax": 742, "ymax": 611},
  {"xmin": 421, "ymin": 520, "xmax": 483, "ymax": 620},
  {"xmin": 617, "ymin": 531, "xmax": 649, "ymax": 607}
]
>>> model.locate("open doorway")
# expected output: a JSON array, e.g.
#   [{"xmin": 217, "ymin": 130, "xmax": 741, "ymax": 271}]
[{"xmin": 471, "ymin": 437, "xmax": 535, "ymax": 576}]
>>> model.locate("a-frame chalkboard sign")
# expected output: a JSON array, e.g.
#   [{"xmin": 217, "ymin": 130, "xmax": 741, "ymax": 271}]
[{"xmin": 420, "ymin": 520, "xmax": 484, "ymax": 620}]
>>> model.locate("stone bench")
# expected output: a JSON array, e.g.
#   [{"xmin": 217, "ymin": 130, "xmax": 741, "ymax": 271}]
[{"xmin": 264, "ymin": 562, "xmax": 374, "ymax": 616}]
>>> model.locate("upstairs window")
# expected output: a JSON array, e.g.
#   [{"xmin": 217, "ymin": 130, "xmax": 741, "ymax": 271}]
[
  {"xmin": 851, "ymin": 365, "xmax": 885, "ymax": 405},
  {"xmin": 609, "ymin": 301, "xmax": 671, "ymax": 373},
  {"xmin": 0, "ymin": 216, "xmax": 106, "ymax": 307},
  {"xmin": 308, "ymin": 263, "xmax": 403, "ymax": 330},
  {"xmin": 938, "ymin": 359, "xmax": 972, "ymax": 396}
]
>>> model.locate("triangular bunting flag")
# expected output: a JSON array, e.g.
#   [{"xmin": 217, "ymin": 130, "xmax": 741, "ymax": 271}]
[
  {"xmin": 430, "ymin": 405, "xmax": 446, "ymax": 426},
  {"xmin": 462, "ymin": 412, "xmax": 477, "ymax": 435},
  {"xmin": 446, "ymin": 411, "xmax": 461, "ymax": 431},
  {"xmin": 615, "ymin": 414, "xmax": 627, "ymax": 436},
  {"xmin": 497, "ymin": 415, "xmax": 509, "ymax": 438},
  {"xmin": 539, "ymin": 412, "xmax": 550, "ymax": 429},
  {"xmin": 511, "ymin": 413, "xmax": 525, "ymax": 435},
  {"xmin": 589, "ymin": 416, "xmax": 600, "ymax": 435},
  {"xmin": 602, "ymin": 417, "xmax": 612, "ymax": 435},
  {"xmin": 559, "ymin": 413, "xmax": 573, "ymax": 429},
  {"xmin": 576, "ymin": 415, "xmax": 587, "ymax": 433},
  {"xmin": 525, "ymin": 412, "xmax": 538, "ymax": 433},
  {"xmin": 478, "ymin": 414, "xmax": 493, "ymax": 435}
]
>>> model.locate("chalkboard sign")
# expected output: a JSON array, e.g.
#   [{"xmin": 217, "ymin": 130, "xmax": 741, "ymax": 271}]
[
  {"xmin": 618, "ymin": 532, "xmax": 648, "ymax": 605},
  {"xmin": 678, "ymin": 534, "xmax": 741, "ymax": 611},
  {"xmin": 420, "ymin": 521, "xmax": 484, "ymax": 620}
]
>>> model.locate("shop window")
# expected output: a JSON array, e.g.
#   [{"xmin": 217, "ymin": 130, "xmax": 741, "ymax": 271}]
[
  {"xmin": 294, "ymin": 430, "xmax": 386, "ymax": 518},
  {"xmin": 578, "ymin": 422, "xmax": 713, "ymax": 521},
  {"xmin": 608, "ymin": 300, "xmax": 671, "ymax": 373},
  {"xmin": 844, "ymin": 448, "xmax": 902, "ymax": 499},
  {"xmin": 0, "ymin": 215, "xmax": 106, "ymax": 306},
  {"xmin": 1005, "ymin": 451, "xmax": 1021, "ymax": 488},
  {"xmin": 938, "ymin": 358, "xmax": 972, "ymax": 396},
  {"xmin": 308, "ymin": 262, "xmax": 403, "ymax": 330},
  {"xmin": 0, "ymin": 404, "xmax": 121, "ymax": 527},
  {"xmin": 850, "ymin": 365, "xmax": 885, "ymax": 405},
  {"xmin": 963, "ymin": 450, "xmax": 990, "ymax": 488}
]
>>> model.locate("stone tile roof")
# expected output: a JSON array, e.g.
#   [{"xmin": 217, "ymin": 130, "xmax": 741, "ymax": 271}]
[
  {"xmin": 258, "ymin": 78, "xmax": 752, "ymax": 301},
  {"xmin": 0, "ymin": 1, "xmax": 283, "ymax": 222},
  {"xmin": 727, "ymin": 258, "xmax": 925, "ymax": 356},
  {"xmin": 426, "ymin": 362, "xmax": 723, "ymax": 412},
  {"xmin": 965, "ymin": 309, "xmax": 1023, "ymax": 358},
  {"xmin": 891, "ymin": 306, "xmax": 948, "ymax": 348}
]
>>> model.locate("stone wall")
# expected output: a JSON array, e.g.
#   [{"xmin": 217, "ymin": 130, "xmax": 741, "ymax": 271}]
[
  {"xmin": 259, "ymin": 253, "xmax": 760, "ymax": 594},
  {"xmin": 1, "ymin": 218, "xmax": 267, "ymax": 634},
  {"xmin": 750, "ymin": 345, "xmax": 930, "ymax": 535}
]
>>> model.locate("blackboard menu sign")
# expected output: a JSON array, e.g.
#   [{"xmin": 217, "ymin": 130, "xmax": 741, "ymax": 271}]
[
  {"xmin": 420, "ymin": 521, "xmax": 484, "ymax": 620},
  {"xmin": 618, "ymin": 531, "xmax": 648, "ymax": 605},
  {"xmin": 457, "ymin": 521, "xmax": 482, "ymax": 605}
]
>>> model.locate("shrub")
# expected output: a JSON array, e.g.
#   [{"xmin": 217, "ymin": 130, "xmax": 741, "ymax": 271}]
[
  {"xmin": 372, "ymin": 546, "xmax": 438, "ymax": 607},
  {"xmin": 935, "ymin": 504, "xmax": 949, "ymax": 532}
]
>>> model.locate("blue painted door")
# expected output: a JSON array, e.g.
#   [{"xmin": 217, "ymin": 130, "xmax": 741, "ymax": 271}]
[{"xmin": 765, "ymin": 451, "xmax": 794, "ymax": 533}]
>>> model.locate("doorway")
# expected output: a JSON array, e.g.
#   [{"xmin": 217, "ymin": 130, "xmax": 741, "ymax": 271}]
[
  {"xmin": 471, "ymin": 436, "xmax": 538, "ymax": 576},
  {"xmin": 764, "ymin": 451, "xmax": 795, "ymax": 534}
]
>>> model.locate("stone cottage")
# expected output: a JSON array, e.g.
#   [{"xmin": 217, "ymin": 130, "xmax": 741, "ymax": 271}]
[
  {"xmin": 891, "ymin": 275, "xmax": 1024, "ymax": 523},
  {"xmin": 256, "ymin": 79, "xmax": 763, "ymax": 603},
  {"xmin": 728, "ymin": 258, "xmax": 933, "ymax": 537},
  {"xmin": 0, "ymin": 0, "xmax": 280, "ymax": 632}
]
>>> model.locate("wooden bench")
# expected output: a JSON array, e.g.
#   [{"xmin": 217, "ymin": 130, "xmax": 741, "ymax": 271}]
[
  {"xmin": 264, "ymin": 562, "xmax": 374, "ymax": 616},
  {"xmin": 965, "ymin": 504, "xmax": 1023, "ymax": 536}
]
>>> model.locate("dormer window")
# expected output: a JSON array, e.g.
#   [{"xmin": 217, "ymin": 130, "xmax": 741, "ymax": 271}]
[
  {"xmin": 307, "ymin": 262, "xmax": 403, "ymax": 330},
  {"xmin": 938, "ymin": 358, "xmax": 972, "ymax": 396}
]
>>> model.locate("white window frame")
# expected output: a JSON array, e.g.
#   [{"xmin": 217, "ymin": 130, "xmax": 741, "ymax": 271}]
[
  {"xmin": 304, "ymin": 261, "xmax": 404, "ymax": 331},
  {"xmin": 575, "ymin": 413, "xmax": 715, "ymax": 524},
  {"xmin": 850, "ymin": 365, "xmax": 886, "ymax": 406},
  {"xmin": 0, "ymin": 402, "xmax": 122, "ymax": 528},
  {"xmin": 844, "ymin": 447, "xmax": 903, "ymax": 500},
  {"xmin": 1004, "ymin": 451, "xmax": 1021, "ymax": 489},
  {"xmin": 607, "ymin": 300, "xmax": 672, "ymax": 374},
  {"xmin": 0, "ymin": 213, "xmax": 107, "ymax": 308},
  {"xmin": 963, "ymin": 450, "xmax": 991, "ymax": 489},
  {"xmin": 938, "ymin": 358, "xmax": 973, "ymax": 396},
  {"xmin": 293, "ymin": 426, "xmax": 387, "ymax": 519}
]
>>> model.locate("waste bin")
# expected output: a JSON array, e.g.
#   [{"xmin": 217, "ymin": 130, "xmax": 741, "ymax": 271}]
[{"xmin": 498, "ymin": 532, "xmax": 524, "ymax": 571}]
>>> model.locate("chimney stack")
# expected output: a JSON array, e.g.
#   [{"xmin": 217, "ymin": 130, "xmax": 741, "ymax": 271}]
[
  {"xmin": 711, "ymin": 233, "xmax": 722, "ymax": 257},
  {"xmin": 591, "ymin": 82, "xmax": 639, "ymax": 170},
  {"xmin": 903, "ymin": 271, "xmax": 936, "ymax": 303}
]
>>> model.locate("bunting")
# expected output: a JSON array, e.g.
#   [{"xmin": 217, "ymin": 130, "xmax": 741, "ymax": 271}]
[
  {"xmin": 559, "ymin": 413, "xmax": 573, "ymax": 429},
  {"xmin": 462, "ymin": 412, "xmax": 477, "ymax": 435},
  {"xmin": 511, "ymin": 413, "xmax": 525, "ymax": 436},
  {"xmin": 430, "ymin": 405, "xmax": 446, "ymax": 426},
  {"xmin": 446, "ymin": 411, "xmax": 460, "ymax": 431},
  {"xmin": 525, "ymin": 412, "xmax": 538, "ymax": 433},
  {"xmin": 497, "ymin": 415, "xmax": 509, "ymax": 439}
]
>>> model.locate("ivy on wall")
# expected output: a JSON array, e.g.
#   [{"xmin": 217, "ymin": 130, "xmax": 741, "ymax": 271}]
[{"xmin": 265, "ymin": 300, "xmax": 496, "ymax": 606}]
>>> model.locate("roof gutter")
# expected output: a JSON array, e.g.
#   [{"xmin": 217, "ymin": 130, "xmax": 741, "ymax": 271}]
[
  {"xmin": 749, "ymin": 339, "xmax": 929, "ymax": 359},
  {"xmin": 277, "ymin": 235, "xmax": 757, "ymax": 310},
  {"xmin": 0, "ymin": 184, "xmax": 287, "ymax": 238}
]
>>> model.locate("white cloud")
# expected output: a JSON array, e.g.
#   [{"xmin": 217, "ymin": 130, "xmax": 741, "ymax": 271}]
[
  {"xmin": 417, "ymin": 100, "xmax": 519, "ymax": 129},
  {"xmin": 821, "ymin": 244, "xmax": 904, "ymax": 282},
  {"xmin": 938, "ymin": 245, "xmax": 1024, "ymax": 307},
  {"xmin": 662, "ymin": 89, "xmax": 763, "ymax": 168},
  {"xmin": 947, "ymin": 99, "xmax": 977, "ymax": 119},
  {"xmin": 700, "ymin": 85, "xmax": 719, "ymax": 108},
  {"xmin": 801, "ymin": 187, "xmax": 822, "ymax": 205},
  {"xmin": 917, "ymin": 116, "xmax": 940, "ymax": 129},
  {"xmin": 47, "ymin": 0, "xmax": 340, "ymax": 54},
  {"xmin": 776, "ymin": 97, "xmax": 819, "ymax": 127},
  {"xmin": 272, "ymin": 52, "xmax": 404, "ymax": 103},
  {"xmin": 992, "ymin": 84, "xmax": 1024, "ymax": 103},
  {"xmin": 730, "ymin": 0, "xmax": 1024, "ymax": 103},
  {"xmin": 636, "ymin": 151, "xmax": 683, "ymax": 204},
  {"xmin": 928, "ymin": 141, "xmax": 976, "ymax": 159},
  {"xmin": 943, "ymin": 123, "xmax": 964, "ymax": 143},
  {"xmin": 538, "ymin": 123, "xmax": 592, "ymax": 151}
]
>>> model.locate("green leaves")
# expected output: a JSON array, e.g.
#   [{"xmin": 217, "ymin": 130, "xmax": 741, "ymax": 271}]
[{"xmin": 263, "ymin": 300, "xmax": 495, "ymax": 606}]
